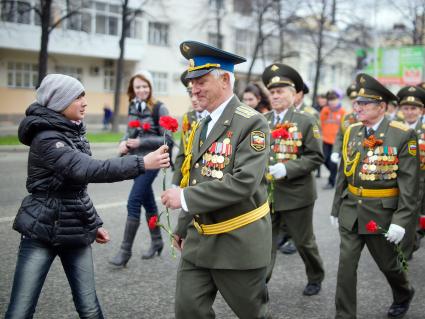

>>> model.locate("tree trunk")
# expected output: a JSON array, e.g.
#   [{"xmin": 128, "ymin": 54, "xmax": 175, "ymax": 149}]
[
  {"xmin": 312, "ymin": 0, "xmax": 326, "ymax": 106},
  {"xmin": 112, "ymin": 0, "xmax": 129, "ymax": 133},
  {"xmin": 37, "ymin": 0, "xmax": 52, "ymax": 86}
]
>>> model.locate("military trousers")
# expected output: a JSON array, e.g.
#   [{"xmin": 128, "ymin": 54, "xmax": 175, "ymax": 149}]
[
  {"xmin": 335, "ymin": 225, "xmax": 412, "ymax": 319},
  {"xmin": 266, "ymin": 204, "xmax": 325, "ymax": 284},
  {"xmin": 175, "ymin": 258, "xmax": 270, "ymax": 319}
]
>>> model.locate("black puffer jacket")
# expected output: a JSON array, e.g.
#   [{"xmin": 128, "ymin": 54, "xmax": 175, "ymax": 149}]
[{"xmin": 14, "ymin": 103, "xmax": 145, "ymax": 247}]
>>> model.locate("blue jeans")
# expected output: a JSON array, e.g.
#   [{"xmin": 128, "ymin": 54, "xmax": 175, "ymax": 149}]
[
  {"xmin": 127, "ymin": 169, "xmax": 159, "ymax": 220},
  {"xmin": 5, "ymin": 237, "xmax": 103, "ymax": 319}
]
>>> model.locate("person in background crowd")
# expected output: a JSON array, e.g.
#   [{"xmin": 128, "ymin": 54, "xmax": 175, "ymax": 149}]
[
  {"xmin": 386, "ymin": 100, "xmax": 404, "ymax": 122},
  {"xmin": 109, "ymin": 70, "xmax": 173, "ymax": 267},
  {"xmin": 314, "ymin": 93, "xmax": 328, "ymax": 112},
  {"xmin": 102, "ymin": 105, "xmax": 113, "ymax": 130},
  {"xmin": 331, "ymin": 73, "xmax": 417, "ymax": 319},
  {"xmin": 331, "ymin": 83, "xmax": 359, "ymax": 164},
  {"xmin": 263, "ymin": 63, "xmax": 325, "ymax": 297},
  {"xmin": 242, "ymin": 82, "xmax": 271, "ymax": 113},
  {"xmin": 320, "ymin": 90, "xmax": 345, "ymax": 189},
  {"xmin": 172, "ymin": 70, "xmax": 208, "ymax": 187},
  {"xmin": 397, "ymin": 85, "xmax": 425, "ymax": 260},
  {"xmin": 295, "ymin": 83, "xmax": 320, "ymax": 123},
  {"xmin": 5, "ymin": 74, "xmax": 170, "ymax": 319}
]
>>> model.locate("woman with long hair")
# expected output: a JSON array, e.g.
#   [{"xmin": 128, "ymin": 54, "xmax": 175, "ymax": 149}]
[
  {"xmin": 242, "ymin": 83, "xmax": 271, "ymax": 113},
  {"xmin": 109, "ymin": 70, "xmax": 173, "ymax": 267}
]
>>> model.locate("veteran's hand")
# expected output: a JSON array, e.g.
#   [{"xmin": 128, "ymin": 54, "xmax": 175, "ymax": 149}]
[
  {"xmin": 385, "ymin": 224, "xmax": 405, "ymax": 244},
  {"xmin": 269, "ymin": 163, "xmax": 286, "ymax": 179},
  {"xmin": 96, "ymin": 227, "xmax": 110, "ymax": 244},
  {"xmin": 144, "ymin": 145, "xmax": 170, "ymax": 170},
  {"xmin": 330, "ymin": 216, "xmax": 339, "ymax": 228},
  {"xmin": 172, "ymin": 234, "xmax": 184, "ymax": 251},
  {"xmin": 330, "ymin": 152, "xmax": 341, "ymax": 164},
  {"xmin": 161, "ymin": 188, "xmax": 182, "ymax": 209}
]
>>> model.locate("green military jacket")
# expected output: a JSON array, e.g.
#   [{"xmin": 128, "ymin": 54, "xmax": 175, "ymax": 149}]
[
  {"xmin": 265, "ymin": 107, "xmax": 324, "ymax": 211},
  {"xmin": 331, "ymin": 117, "xmax": 419, "ymax": 234},
  {"xmin": 177, "ymin": 95, "xmax": 272, "ymax": 270},
  {"xmin": 298, "ymin": 103, "xmax": 320, "ymax": 125},
  {"xmin": 172, "ymin": 110, "xmax": 198, "ymax": 186},
  {"xmin": 333, "ymin": 112, "xmax": 358, "ymax": 155},
  {"xmin": 412, "ymin": 118, "xmax": 425, "ymax": 214}
]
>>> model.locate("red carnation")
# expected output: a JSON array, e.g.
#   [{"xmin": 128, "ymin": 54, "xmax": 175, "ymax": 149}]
[
  {"xmin": 159, "ymin": 116, "xmax": 179, "ymax": 132},
  {"xmin": 128, "ymin": 120, "xmax": 141, "ymax": 128},
  {"xmin": 419, "ymin": 216, "xmax": 425, "ymax": 229},
  {"xmin": 142, "ymin": 122, "xmax": 151, "ymax": 131},
  {"xmin": 148, "ymin": 216, "xmax": 158, "ymax": 230},
  {"xmin": 366, "ymin": 220, "xmax": 378, "ymax": 233},
  {"xmin": 271, "ymin": 128, "xmax": 289, "ymax": 139}
]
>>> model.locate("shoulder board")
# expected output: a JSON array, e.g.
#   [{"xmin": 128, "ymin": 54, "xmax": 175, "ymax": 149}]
[
  {"xmin": 235, "ymin": 105, "xmax": 257, "ymax": 119},
  {"xmin": 348, "ymin": 122, "xmax": 362, "ymax": 128},
  {"xmin": 304, "ymin": 106, "xmax": 318, "ymax": 115},
  {"xmin": 390, "ymin": 121, "xmax": 409, "ymax": 131}
]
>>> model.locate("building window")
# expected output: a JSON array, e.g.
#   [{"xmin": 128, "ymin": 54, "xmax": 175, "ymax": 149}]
[
  {"xmin": 148, "ymin": 22, "xmax": 169, "ymax": 46},
  {"xmin": 104, "ymin": 61, "xmax": 115, "ymax": 91},
  {"xmin": 1, "ymin": 0, "xmax": 32, "ymax": 24},
  {"xmin": 55, "ymin": 65, "xmax": 83, "ymax": 82},
  {"xmin": 233, "ymin": 0, "xmax": 252, "ymax": 15},
  {"xmin": 151, "ymin": 71, "xmax": 168, "ymax": 95},
  {"xmin": 234, "ymin": 28, "xmax": 253, "ymax": 57},
  {"xmin": 67, "ymin": 11, "xmax": 92, "ymax": 33},
  {"xmin": 7, "ymin": 62, "xmax": 38, "ymax": 88},
  {"xmin": 94, "ymin": 1, "xmax": 120, "ymax": 36},
  {"xmin": 208, "ymin": 32, "xmax": 224, "ymax": 48},
  {"xmin": 126, "ymin": 13, "xmax": 143, "ymax": 39}
]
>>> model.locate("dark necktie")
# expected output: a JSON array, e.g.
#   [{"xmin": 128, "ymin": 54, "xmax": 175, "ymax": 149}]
[
  {"xmin": 365, "ymin": 127, "xmax": 375, "ymax": 137},
  {"xmin": 199, "ymin": 115, "xmax": 212, "ymax": 146},
  {"xmin": 136, "ymin": 101, "xmax": 142, "ymax": 113}
]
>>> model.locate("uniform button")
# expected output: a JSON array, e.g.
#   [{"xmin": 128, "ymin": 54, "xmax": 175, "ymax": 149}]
[
  {"xmin": 192, "ymin": 179, "xmax": 197, "ymax": 185},
  {"xmin": 358, "ymin": 200, "xmax": 362, "ymax": 204},
  {"xmin": 195, "ymin": 163, "xmax": 199, "ymax": 168}
]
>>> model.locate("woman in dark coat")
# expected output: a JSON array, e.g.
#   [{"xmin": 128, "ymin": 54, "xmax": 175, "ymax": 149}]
[
  {"xmin": 109, "ymin": 70, "xmax": 173, "ymax": 266},
  {"xmin": 5, "ymin": 74, "xmax": 170, "ymax": 319}
]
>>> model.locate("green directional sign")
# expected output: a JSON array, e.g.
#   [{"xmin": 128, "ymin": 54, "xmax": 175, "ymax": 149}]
[{"xmin": 357, "ymin": 46, "xmax": 425, "ymax": 85}]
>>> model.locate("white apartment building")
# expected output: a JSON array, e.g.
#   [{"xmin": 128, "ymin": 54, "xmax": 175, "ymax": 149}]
[{"xmin": 0, "ymin": 0, "xmax": 357, "ymax": 123}]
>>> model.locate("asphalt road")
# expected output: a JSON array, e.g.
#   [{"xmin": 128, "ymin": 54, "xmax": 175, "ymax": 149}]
[{"xmin": 0, "ymin": 144, "xmax": 424, "ymax": 318}]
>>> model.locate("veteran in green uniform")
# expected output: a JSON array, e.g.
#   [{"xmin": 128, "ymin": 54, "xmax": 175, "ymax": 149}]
[
  {"xmin": 331, "ymin": 73, "xmax": 418, "ymax": 319},
  {"xmin": 295, "ymin": 82, "xmax": 320, "ymax": 124},
  {"xmin": 172, "ymin": 70, "xmax": 208, "ymax": 187},
  {"xmin": 161, "ymin": 41, "xmax": 271, "ymax": 319},
  {"xmin": 331, "ymin": 83, "xmax": 359, "ymax": 162},
  {"xmin": 262, "ymin": 63, "xmax": 325, "ymax": 296},
  {"xmin": 397, "ymin": 85, "xmax": 425, "ymax": 258}
]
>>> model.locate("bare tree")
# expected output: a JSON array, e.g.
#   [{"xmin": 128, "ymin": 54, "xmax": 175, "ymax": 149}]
[
  {"xmin": 111, "ymin": 0, "xmax": 143, "ymax": 132},
  {"xmin": 389, "ymin": 0, "xmax": 425, "ymax": 45},
  {"xmin": 1, "ymin": 0, "xmax": 83, "ymax": 86}
]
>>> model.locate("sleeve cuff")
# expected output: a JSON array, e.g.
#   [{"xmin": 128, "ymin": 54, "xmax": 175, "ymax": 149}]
[
  {"xmin": 136, "ymin": 156, "xmax": 145, "ymax": 174},
  {"xmin": 181, "ymin": 189, "xmax": 188, "ymax": 212}
]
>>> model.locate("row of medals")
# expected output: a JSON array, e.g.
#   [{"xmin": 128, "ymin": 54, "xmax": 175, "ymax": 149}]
[
  {"xmin": 270, "ymin": 139, "xmax": 302, "ymax": 162},
  {"xmin": 271, "ymin": 131, "xmax": 303, "ymax": 162},
  {"xmin": 201, "ymin": 138, "xmax": 232, "ymax": 179},
  {"xmin": 359, "ymin": 147, "xmax": 399, "ymax": 181}
]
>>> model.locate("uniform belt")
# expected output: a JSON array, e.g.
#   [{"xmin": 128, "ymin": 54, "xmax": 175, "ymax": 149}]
[
  {"xmin": 193, "ymin": 201, "xmax": 269, "ymax": 235},
  {"xmin": 348, "ymin": 184, "xmax": 399, "ymax": 197}
]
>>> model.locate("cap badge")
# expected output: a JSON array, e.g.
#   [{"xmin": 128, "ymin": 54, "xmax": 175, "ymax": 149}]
[
  {"xmin": 360, "ymin": 76, "xmax": 366, "ymax": 84},
  {"xmin": 271, "ymin": 76, "xmax": 280, "ymax": 83},
  {"xmin": 271, "ymin": 65, "xmax": 279, "ymax": 72},
  {"xmin": 359, "ymin": 88, "xmax": 365, "ymax": 95},
  {"xmin": 408, "ymin": 87, "xmax": 416, "ymax": 92},
  {"xmin": 189, "ymin": 59, "xmax": 195, "ymax": 68},
  {"xmin": 182, "ymin": 44, "xmax": 190, "ymax": 53}
]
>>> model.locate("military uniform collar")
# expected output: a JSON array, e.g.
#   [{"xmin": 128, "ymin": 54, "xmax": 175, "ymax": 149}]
[
  {"xmin": 364, "ymin": 116, "xmax": 385, "ymax": 132},
  {"xmin": 273, "ymin": 108, "xmax": 289, "ymax": 124},
  {"xmin": 208, "ymin": 94, "xmax": 234, "ymax": 125}
]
